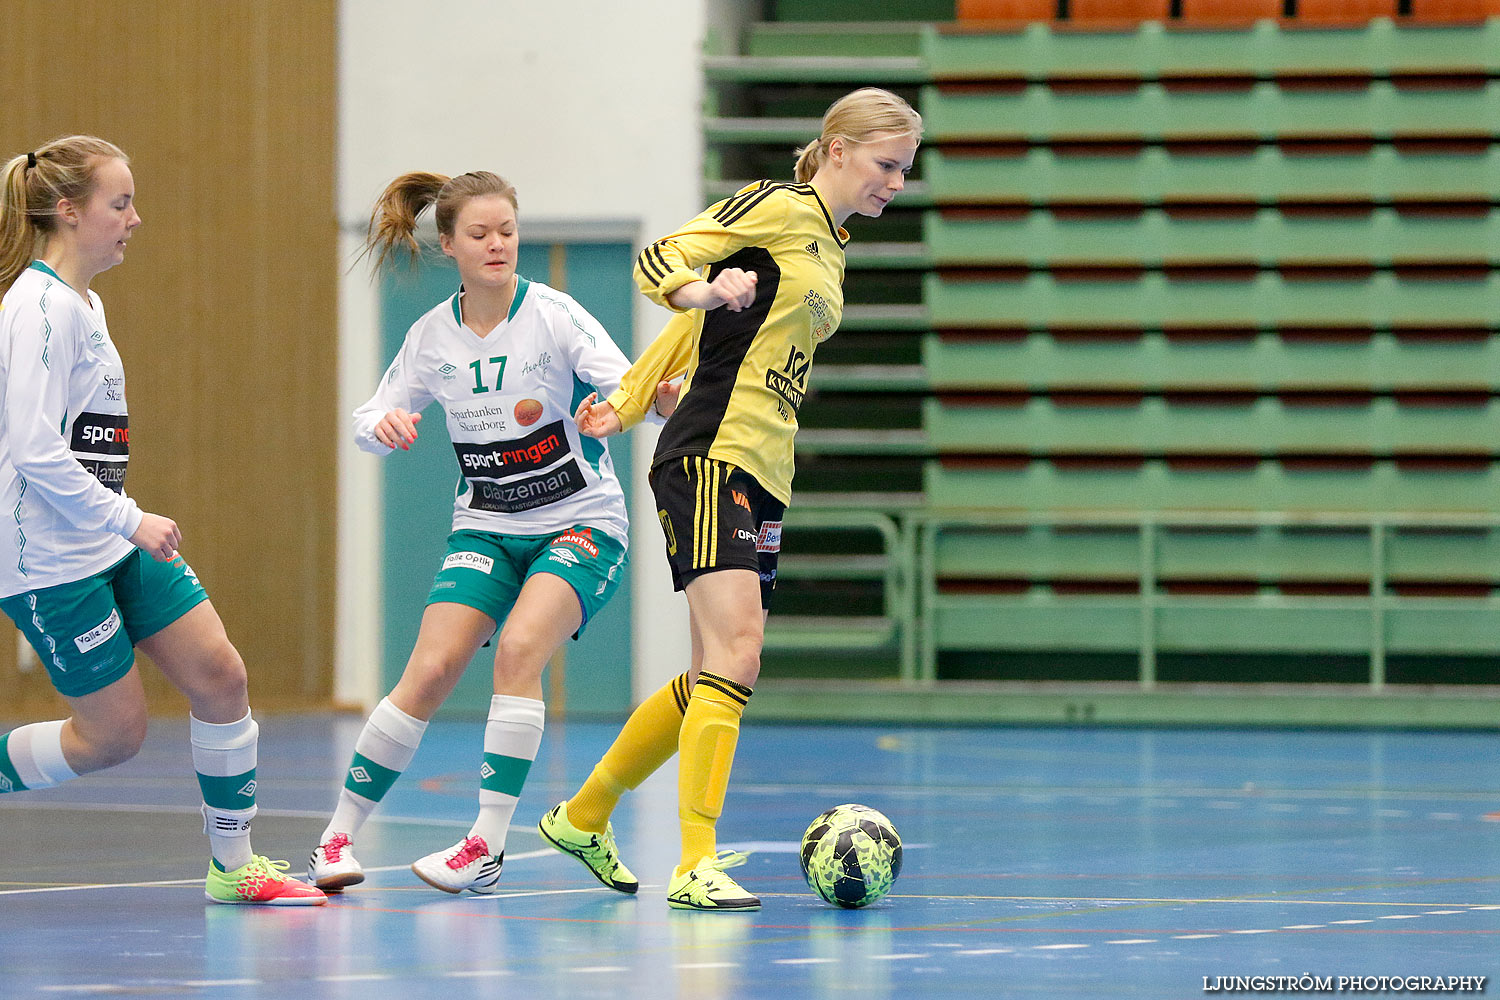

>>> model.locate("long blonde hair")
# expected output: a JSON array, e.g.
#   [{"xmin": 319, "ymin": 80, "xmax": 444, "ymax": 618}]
[
  {"xmin": 0, "ymin": 135, "xmax": 129, "ymax": 291},
  {"xmin": 361, "ymin": 170, "xmax": 518, "ymax": 271},
  {"xmin": 793, "ymin": 88, "xmax": 924, "ymax": 184}
]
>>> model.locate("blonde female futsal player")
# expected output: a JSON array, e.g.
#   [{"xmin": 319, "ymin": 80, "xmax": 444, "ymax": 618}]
[
  {"xmin": 308, "ymin": 170, "xmax": 675, "ymax": 894},
  {"xmin": 0, "ymin": 136, "xmax": 325, "ymax": 904},
  {"xmin": 541, "ymin": 87, "xmax": 923, "ymax": 910}
]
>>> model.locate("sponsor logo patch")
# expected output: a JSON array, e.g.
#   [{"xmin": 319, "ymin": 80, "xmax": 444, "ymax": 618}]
[
  {"xmin": 77, "ymin": 458, "xmax": 127, "ymax": 493},
  {"xmin": 71, "ymin": 412, "xmax": 129, "ymax": 454},
  {"xmin": 756, "ymin": 520, "xmax": 783, "ymax": 554},
  {"xmin": 443, "ymin": 551, "xmax": 495, "ymax": 574},
  {"xmin": 453, "ymin": 419, "xmax": 568, "ymax": 477},
  {"xmin": 74, "ymin": 608, "xmax": 122, "ymax": 654},
  {"xmin": 555, "ymin": 528, "xmax": 599, "ymax": 558},
  {"xmin": 469, "ymin": 459, "xmax": 587, "ymax": 514}
]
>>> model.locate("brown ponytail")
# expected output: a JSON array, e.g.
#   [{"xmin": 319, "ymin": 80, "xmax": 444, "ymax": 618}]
[
  {"xmin": 361, "ymin": 170, "xmax": 519, "ymax": 271},
  {"xmin": 0, "ymin": 135, "xmax": 128, "ymax": 291}
]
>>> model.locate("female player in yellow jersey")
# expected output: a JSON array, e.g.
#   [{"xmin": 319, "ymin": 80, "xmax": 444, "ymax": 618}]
[{"xmin": 541, "ymin": 88, "xmax": 923, "ymax": 910}]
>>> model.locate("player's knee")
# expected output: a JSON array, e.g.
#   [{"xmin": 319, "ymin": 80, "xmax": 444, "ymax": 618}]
[
  {"xmin": 193, "ymin": 641, "xmax": 248, "ymax": 702},
  {"xmin": 76, "ymin": 709, "xmax": 148, "ymax": 770},
  {"xmin": 404, "ymin": 649, "xmax": 469, "ymax": 700},
  {"xmin": 492, "ymin": 623, "xmax": 551, "ymax": 677}
]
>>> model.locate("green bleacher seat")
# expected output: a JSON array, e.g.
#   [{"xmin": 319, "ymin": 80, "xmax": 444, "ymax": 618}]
[
  {"xmin": 923, "ymin": 145, "xmax": 1500, "ymax": 206},
  {"xmin": 923, "ymin": 457, "xmax": 1500, "ymax": 512},
  {"xmin": 924, "ymin": 207, "xmax": 1500, "ymax": 267},
  {"xmin": 922, "ymin": 80, "xmax": 1500, "ymax": 143},
  {"xmin": 921, "ymin": 332, "xmax": 1500, "ymax": 392},
  {"xmin": 923, "ymin": 396, "xmax": 1500, "ymax": 455},
  {"xmin": 922, "ymin": 19, "xmax": 1500, "ymax": 81},
  {"xmin": 923, "ymin": 271, "xmax": 1500, "ymax": 327}
]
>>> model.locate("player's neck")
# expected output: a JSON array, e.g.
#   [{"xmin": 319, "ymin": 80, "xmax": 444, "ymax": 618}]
[
  {"xmin": 38, "ymin": 243, "xmax": 99, "ymax": 301},
  {"xmin": 458, "ymin": 277, "xmax": 517, "ymax": 335}
]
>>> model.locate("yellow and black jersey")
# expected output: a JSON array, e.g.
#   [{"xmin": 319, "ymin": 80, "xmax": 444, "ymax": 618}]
[{"xmin": 606, "ymin": 180, "xmax": 849, "ymax": 505}]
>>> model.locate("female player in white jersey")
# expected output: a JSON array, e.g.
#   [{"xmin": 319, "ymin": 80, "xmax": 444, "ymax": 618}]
[
  {"xmin": 0, "ymin": 136, "xmax": 325, "ymax": 904},
  {"xmin": 308, "ymin": 170, "xmax": 673, "ymax": 894}
]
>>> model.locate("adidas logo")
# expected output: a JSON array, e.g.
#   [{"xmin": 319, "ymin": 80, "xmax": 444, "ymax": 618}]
[{"xmin": 804, "ymin": 241, "xmax": 820, "ymax": 259}]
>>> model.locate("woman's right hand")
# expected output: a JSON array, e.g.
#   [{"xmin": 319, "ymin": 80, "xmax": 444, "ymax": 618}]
[
  {"xmin": 374, "ymin": 408, "xmax": 422, "ymax": 450},
  {"xmin": 130, "ymin": 512, "xmax": 181, "ymax": 562},
  {"xmin": 667, "ymin": 268, "xmax": 758, "ymax": 312}
]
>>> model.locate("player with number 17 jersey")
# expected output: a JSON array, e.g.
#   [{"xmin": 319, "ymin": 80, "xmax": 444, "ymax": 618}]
[{"xmin": 353, "ymin": 275, "xmax": 632, "ymax": 547}]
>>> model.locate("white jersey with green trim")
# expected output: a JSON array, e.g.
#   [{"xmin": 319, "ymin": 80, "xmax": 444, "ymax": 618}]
[
  {"xmin": 0, "ymin": 262, "xmax": 142, "ymax": 599},
  {"xmin": 354, "ymin": 276, "xmax": 633, "ymax": 546}
]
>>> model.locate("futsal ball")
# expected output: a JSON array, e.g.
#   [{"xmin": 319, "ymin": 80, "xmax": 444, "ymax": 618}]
[
  {"xmin": 515, "ymin": 398, "xmax": 544, "ymax": 426},
  {"xmin": 799, "ymin": 803, "xmax": 903, "ymax": 908}
]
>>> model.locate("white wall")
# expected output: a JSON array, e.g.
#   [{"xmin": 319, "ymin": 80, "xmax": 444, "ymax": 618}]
[{"xmin": 337, "ymin": 0, "xmax": 757, "ymax": 707}]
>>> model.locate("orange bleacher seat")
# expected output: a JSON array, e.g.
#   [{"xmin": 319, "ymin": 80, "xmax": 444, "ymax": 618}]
[
  {"xmin": 1292, "ymin": 0, "xmax": 1397, "ymax": 19},
  {"xmin": 1404, "ymin": 0, "xmax": 1500, "ymax": 18},
  {"xmin": 956, "ymin": 0, "xmax": 1057, "ymax": 19},
  {"xmin": 1181, "ymin": 0, "xmax": 1284, "ymax": 19},
  {"xmin": 1069, "ymin": 0, "xmax": 1173, "ymax": 17}
]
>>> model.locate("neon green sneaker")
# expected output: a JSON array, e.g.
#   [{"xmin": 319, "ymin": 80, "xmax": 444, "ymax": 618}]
[
  {"xmin": 667, "ymin": 850, "xmax": 760, "ymax": 911},
  {"xmin": 538, "ymin": 801, "xmax": 639, "ymax": 894},
  {"xmin": 205, "ymin": 855, "xmax": 327, "ymax": 905}
]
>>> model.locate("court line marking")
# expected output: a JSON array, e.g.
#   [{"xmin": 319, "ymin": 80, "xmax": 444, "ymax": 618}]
[{"xmin": 0, "ymin": 848, "xmax": 558, "ymax": 896}]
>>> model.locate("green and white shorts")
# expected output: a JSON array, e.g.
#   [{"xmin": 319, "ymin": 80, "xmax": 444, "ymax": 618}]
[
  {"xmin": 1, "ymin": 549, "xmax": 209, "ymax": 699},
  {"xmin": 426, "ymin": 525, "xmax": 627, "ymax": 637}
]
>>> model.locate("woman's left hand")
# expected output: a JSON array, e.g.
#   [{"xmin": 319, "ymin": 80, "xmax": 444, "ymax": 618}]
[
  {"xmin": 574, "ymin": 392, "xmax": 623, "ymax": 437},
  {"xmin": 652, "ymin": 379, "xmax": 681, "ymax": 419}
]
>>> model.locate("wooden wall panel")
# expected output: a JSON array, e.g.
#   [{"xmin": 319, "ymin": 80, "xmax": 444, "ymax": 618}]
[{"xmin": 0, "ymin": 1, "xmax": 337, "ymax": 715}]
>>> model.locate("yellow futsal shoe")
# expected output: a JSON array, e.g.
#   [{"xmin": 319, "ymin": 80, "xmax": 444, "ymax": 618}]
[
  {"xmin": 538, "ymin": 801, "xmax": 639, "ymax": 894},
  {"xmin": 205, "ymin": 855, "xmax": 328, "ymax": 905},
  {"xmin": 667, "ymin": 850, "xmax": 760, "ymax": 911}
]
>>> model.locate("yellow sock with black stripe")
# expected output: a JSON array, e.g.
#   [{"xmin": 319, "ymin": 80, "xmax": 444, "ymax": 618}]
[
  {"xmin": 568, "ymin": 672, "xmax": 693, "ymax": 833},
  {"xmin": 676, "ymin": 670, "xmax": 752, "ymax": 875}
]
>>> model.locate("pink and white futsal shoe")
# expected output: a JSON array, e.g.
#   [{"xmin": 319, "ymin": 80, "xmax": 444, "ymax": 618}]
[
  {"xmin": 410, "ymin": 835, "xmax": 504, "ymax": 894},
  {"xmin": 308, "ymin": 832, "xmax": 365, "ymax": 891}
]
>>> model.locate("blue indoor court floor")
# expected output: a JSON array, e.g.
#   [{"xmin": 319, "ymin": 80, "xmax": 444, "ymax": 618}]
[{"xmin": 1, "ymin": 714, "xmax": 1497, "ymax": 998}]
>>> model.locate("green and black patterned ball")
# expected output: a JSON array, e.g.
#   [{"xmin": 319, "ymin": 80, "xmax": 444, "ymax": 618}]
[{"xmin": 799, "ymin": 803, "xmax": 903, "ymax": 909}]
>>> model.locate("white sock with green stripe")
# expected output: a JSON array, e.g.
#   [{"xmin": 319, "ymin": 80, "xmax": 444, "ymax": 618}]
[
  {"xmin": 191, "ymin": 711, "xmax": 259, "ymax": 872},
  {"xmin": 0, "ymin": 720, "xmax": 79, "ymax": 793},
  {"xmin": 322, "ymin": 696, "xmax": 427, "ymax": 843},
  {"xmin": 469, "ymin": 694, "xmax": 545, "ymax": 853}
]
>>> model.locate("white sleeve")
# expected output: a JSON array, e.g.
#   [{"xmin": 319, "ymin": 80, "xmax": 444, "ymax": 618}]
[
  {"xmin": 554, "ymin": 297, "xmax": 667, "ymax": 427},
  {"xmin": 3, "ymin": 302, "xmax": 142, "ymax": 538},
  {"xmin": 352, "ymin": 329, "xmax": 435, "ymax": 454}
]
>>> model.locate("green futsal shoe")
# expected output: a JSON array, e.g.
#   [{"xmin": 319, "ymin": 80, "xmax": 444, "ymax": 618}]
[
  {"xmin": 666, "ymin": 851, "xmax": 760, "ymax": 912},
  {"xmin": 538, "ymin": 801, "xmax": 639, "ymax": 894}
]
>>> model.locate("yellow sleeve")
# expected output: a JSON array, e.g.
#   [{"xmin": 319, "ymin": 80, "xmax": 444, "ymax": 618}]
[
  {"xmin": 633, "ymin": 182, "xmax": 789, "ymax": 312},
  {"xmin": 606, "ymin": 312, "xmax": 696, "ymax": 431}
]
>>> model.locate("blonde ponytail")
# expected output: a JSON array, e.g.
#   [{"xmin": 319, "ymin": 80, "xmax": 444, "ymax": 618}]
[
  {"xmin": 0, "ymin": 135, "xmax": 128, "ymax": 292},
  {"xmin": 791, "ymin": 88, "xmax": 924, "ymax": 183},
  {"xmin": 361, "ymin": 170, "xmax": 520, "ymax": 271}
]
